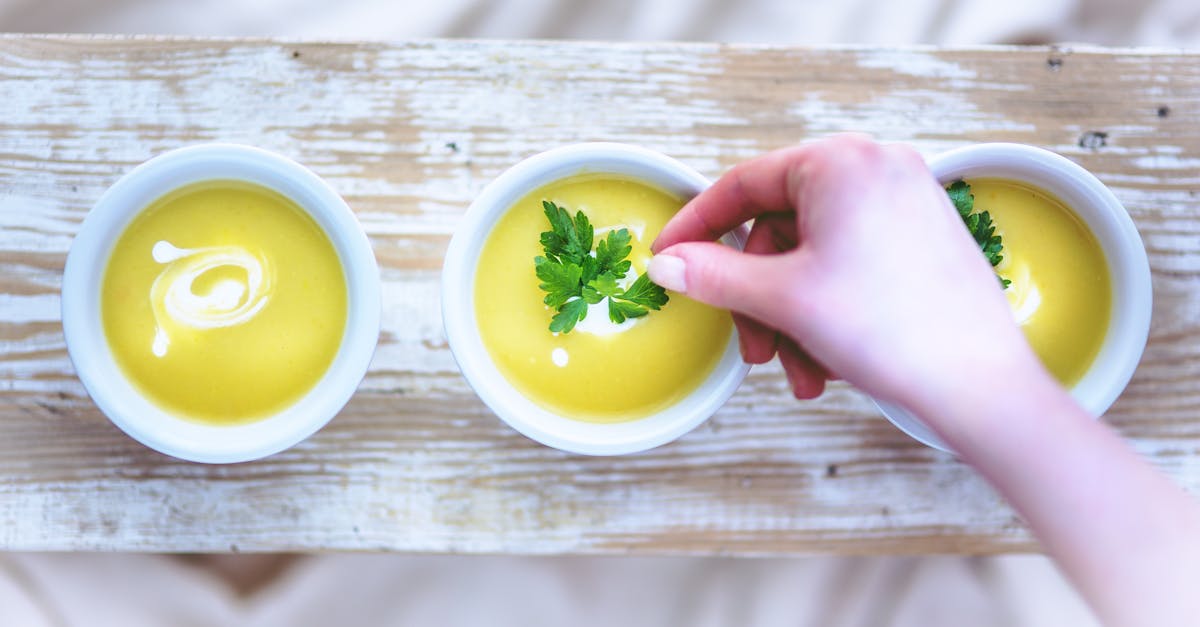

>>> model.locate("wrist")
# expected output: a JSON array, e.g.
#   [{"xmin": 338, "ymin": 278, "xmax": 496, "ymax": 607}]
[{"xmin": 907, "ymin": 352, "xmax": 1080, "ymax": 455}]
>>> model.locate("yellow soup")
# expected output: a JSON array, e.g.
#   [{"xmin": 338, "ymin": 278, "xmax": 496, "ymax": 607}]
[
  {"xmin": 969, "ymin": 178, "xmax": 1112, "ymax": 385},
  {"xmin": 102, "ymin": 181, "xmax": 348, "ymax": 424},
  {"xmin": 474, "ymin": 175, "xmax": 732, "ymax": 422}
]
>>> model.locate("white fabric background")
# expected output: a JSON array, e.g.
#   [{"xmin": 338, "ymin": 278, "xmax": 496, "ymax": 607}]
[
  {"xmin": 1, "ymin": 0, "xmax": 1195, "ymax": 624},
  {"xmin": 0, "ymin": 0, "xmax": 1197, "ymax": 45},
  {"xmin": 3, "ymin": 553, "xmax": 1098, "ymax": 626}
]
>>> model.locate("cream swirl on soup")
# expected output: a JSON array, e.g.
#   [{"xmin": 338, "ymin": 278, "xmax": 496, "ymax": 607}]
[{"xmin": 149, "ymin": 241, "xmax": 275, "ymax": 358}]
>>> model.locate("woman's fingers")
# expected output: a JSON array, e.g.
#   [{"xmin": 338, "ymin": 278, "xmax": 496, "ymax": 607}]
[
  {"xmin": 747, "ymin": 212, "xmax": 799, "ymax": 251},
  {"xmin": 734, "ymin": 313, "xmax": 778, "ymax": 364},
  {"xmin": 730, "ymin": 214, "xmax": 797, "ymax": 363},
  {"xmin": 648, "ymin": 241, "xmax": 803, "ymax": 330},
  {"xmin": 653, "ymin": 146, "xmax": 815, "ymax": 251},
  {"xmin": 778, "ymin": 336, "xmax": 828, "ymax": 400}
]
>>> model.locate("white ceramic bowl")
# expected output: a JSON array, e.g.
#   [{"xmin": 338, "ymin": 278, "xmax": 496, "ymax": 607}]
[
  {"xmin": 442, "ymin": 143, "xmax": 750, "ymax": 456},
  {"xmin": 875, "ymin": 142, "xmax": 1153, "ymax": 452},
  {"xmin": 62, "ymin": 143, "xmax": 380, "ymax": 463}
]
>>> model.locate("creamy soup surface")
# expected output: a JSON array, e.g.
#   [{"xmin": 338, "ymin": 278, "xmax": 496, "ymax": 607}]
[
  {"xmin": 102, "ymin": 181, "xmax": 347, "ymax": 424},
  {"xmin": 474, "ymin": 175, "xmax": 731, "ymax": 422},
  {"xmin": 968, "ymin": 178, "xmax": 1112, "ymax": 386}
]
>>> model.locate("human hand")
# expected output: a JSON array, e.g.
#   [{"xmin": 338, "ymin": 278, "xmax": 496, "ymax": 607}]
[
  {"xmin": 649, "ymin": 136, "xmax": 1200, "ymax": 627},
  {"xmin": 648, "ymin": 135, "xmax": 1046, "ymax": 416}
]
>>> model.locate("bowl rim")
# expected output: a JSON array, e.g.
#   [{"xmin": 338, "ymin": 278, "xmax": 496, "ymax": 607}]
[
  {"xmin": 875, "ymin": 142, "xmax": 1153, "ymax": 452},
  {"xmin": 442, "ymin": 142, "xmax": 750, "ymax": 456},
  {"xmin": 62, "ymin": 143, "xmax": 381, "ymax": 463}
]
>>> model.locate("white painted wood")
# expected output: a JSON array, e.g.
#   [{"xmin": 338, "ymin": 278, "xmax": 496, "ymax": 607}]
[{"xmin": 0, "ymin": 36, "xmax": 1196, "ymax": 553}]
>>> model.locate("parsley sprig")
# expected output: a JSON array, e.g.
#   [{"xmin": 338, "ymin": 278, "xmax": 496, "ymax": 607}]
[
  {"xmin": 946, "ymin": 180, "xmax": 1011, "ymax": 289},
  {"xmin": 534, "ymin": 200, "xmax": 669, "ymax": 333}
]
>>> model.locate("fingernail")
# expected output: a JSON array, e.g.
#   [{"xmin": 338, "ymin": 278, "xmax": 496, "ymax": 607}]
[{"xmin": 647, "ymin": 254, "xmax": 687, "ymax": 293}]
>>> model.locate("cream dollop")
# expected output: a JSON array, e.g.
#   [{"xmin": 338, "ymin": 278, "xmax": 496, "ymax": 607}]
[
  {"xmin": 1006, "ymin": 262, "xmax": 1042, "ymax": 327},
  {"xmin": 571, "ymin": 246, "xmax": 651, "ymax": 338},
  {"xmin": 149, "ymin": 240, "xmax": 273, "ymax": 357}
]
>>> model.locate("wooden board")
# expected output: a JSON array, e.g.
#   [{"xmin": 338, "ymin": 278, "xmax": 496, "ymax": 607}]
[{"xmin": 1, "ymin": 35, "xmax": 1197, "ymax": 554}]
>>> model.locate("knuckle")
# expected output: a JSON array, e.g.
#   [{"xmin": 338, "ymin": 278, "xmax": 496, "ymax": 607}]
[
  {"xmin": 831, "ymin": 133, "xmax": 882, "ymax": 157},
  {"xmin": 814, "ymin": 134, "xmax": 887, "ymax": 174},
  {"xmin": 882, "ymin": 143, "xmax": 928, "ymax": 170},
  {"xmin": 829, "ymin": 132, "xmax": 876, "ymax": 149}
]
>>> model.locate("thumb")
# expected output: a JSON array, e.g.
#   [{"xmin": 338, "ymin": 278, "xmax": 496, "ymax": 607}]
[{"xmin": 647, "ymin": 242, "xmax": 799, "ymax": 328}]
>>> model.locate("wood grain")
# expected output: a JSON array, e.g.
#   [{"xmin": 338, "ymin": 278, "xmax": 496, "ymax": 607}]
[{"xmin": 0, "ymin": 35, "xmax": 1197, "ymax": 553}]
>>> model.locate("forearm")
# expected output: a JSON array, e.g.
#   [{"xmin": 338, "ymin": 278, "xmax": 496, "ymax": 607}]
[{"xmin": 918, "ymin": 373, "xmax": 1200, "ymax": 626}]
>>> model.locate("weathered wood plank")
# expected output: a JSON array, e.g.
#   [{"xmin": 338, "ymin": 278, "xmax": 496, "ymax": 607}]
[{"xmin": 0, "ymin": 35, "xmax": 1197, "ymax": 553}]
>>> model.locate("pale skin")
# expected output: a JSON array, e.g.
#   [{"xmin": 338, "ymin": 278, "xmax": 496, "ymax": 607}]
[{"xmin": 647, "ymin": 135, "xmax": 1200, "ymax": 627}]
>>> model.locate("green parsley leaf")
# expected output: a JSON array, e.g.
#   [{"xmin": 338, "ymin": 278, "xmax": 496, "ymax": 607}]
[
  {"xmin": 574, "ymin": 211, "xmax": 594, "ymax": 259},
  {"xmin": 946, "ymin": 180, "xmax": 1010, "ymax": 289},
  {"xmin": 609, "ymin": 298, "xmax": 650, "ymax": 324},
  {"xmin": 946, "ymin": 180, "xmax": 974, "ymax": 217},
  {"xmin": 582, "ymin": 271, "xmax": 622, "ymax": 304},
  {"xmin": 595, "ymin": 228, "xmax": 633, "ymax": 277},
  {"xmin": 614, "ymin": 272, "xmax": 669, "ymax": 311},
  {"xmin": 534, "ymin": 201, "xmax": 671, "ymax": 333},
  {"xmin": 534, "ymin": 255, "xmax": 582, "ymax": 308},
  {"xmin": 539, "ymin": 200, "xmax": 591, "ymax": 265},
  {"xmin": 550, "ymin": 298, "xmax": 589, "ymax": 334}
]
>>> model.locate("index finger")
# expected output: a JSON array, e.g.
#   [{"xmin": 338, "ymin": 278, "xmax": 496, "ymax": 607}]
[{"xmin": 653, "ymin": 145, "xmax": 812, "ymax": 252}]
